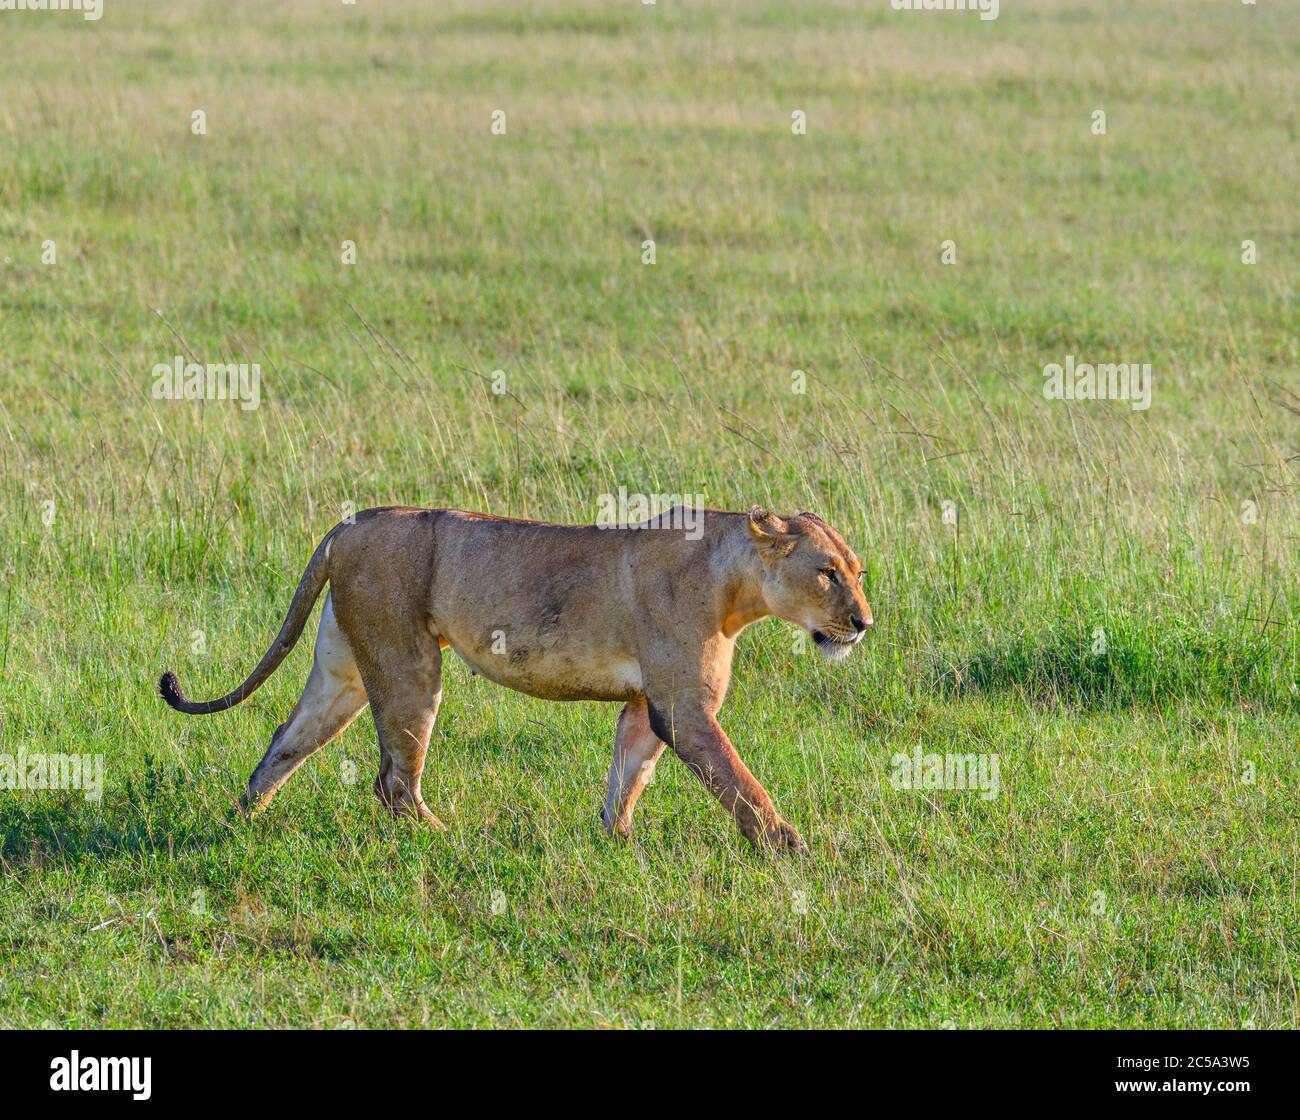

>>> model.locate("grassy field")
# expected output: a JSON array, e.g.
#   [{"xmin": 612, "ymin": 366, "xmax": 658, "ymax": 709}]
[{"xmin": 1, "ymin": 0, "xmax": 1297, "ymax": 1028}]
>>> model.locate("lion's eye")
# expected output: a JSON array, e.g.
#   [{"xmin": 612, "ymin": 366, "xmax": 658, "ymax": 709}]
[{"xmin": 821, "ymin": 568, "xmax": 840, "ymax": 585}]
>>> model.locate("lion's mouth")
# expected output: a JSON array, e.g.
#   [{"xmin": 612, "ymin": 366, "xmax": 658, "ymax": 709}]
[{"xmin": 812, "ymin": 629, "xmax": 861, "ymax": 662}]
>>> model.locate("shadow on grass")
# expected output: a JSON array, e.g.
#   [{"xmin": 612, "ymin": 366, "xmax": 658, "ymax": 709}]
[
  {"xmin": 0, "ymin": 754, "xmax": 235, "ymax": 867},
  {"xmin": 929, "ymin": 619, "xmax": 1290, "ymax": 710},
  {"xmin": 0, "ymin": 803, "xmax": 234, "ymax": 868}
]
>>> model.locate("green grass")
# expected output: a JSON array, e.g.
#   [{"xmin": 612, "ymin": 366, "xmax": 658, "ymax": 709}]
[{"xmin": 0, "ymin": 0, "xmax": 1297, "ymax": 1028}]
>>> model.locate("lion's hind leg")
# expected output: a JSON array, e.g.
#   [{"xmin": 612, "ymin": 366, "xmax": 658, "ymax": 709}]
[
  {"xmin": 361, "ymin": 644, "xmax": 446, "ymax": 829},
  {"xmin": 242, "ymin": 593, "xmax": 368, "ymax": 815}
]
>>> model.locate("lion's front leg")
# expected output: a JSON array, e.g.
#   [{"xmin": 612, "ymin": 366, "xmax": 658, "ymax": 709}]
[
  {"xmin": 601, "ymin": 700, "xmax": 666, "ymax": 838},
  {"xmin": 645, "ymin": 698, "xmax": 806, "ymax": 853}
]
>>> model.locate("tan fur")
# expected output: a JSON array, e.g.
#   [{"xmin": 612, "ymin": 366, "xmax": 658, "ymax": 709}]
[{"xmin": 160, "ymin": 505, "xmax": 872, "ymax": 850}]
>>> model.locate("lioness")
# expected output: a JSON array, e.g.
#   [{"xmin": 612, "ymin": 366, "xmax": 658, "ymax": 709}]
[{"xmin": 160, "ymin": 506, "xmax": 871, "ymax": 850}]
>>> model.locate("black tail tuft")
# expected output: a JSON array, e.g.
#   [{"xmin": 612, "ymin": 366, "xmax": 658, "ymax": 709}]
[{"xmin": 159, "ymin": 671, "xmax": 187, "ymax": 711}]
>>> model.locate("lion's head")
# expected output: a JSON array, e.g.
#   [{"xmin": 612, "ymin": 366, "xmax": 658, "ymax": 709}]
[{"xmin": 746, "ymin": 506, "xmax": 872, "ymax": 662}]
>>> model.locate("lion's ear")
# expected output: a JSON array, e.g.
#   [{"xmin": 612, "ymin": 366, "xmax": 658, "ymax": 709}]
[
  {"xmin": 747, "ymin": 506, "xmax": 797, "ymax": 556},
  {"xmin": 746, "ymin": 506, "xmax": 779, "ymax": 538}
]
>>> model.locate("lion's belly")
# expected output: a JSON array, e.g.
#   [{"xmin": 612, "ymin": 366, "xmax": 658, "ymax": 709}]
[
  {"xmin": 442, "ymin": 636, "xmax": 643, "ymax": 702},
  {"xmin": 428, "ymin": 536, "xmax": 642, "ymax": 702}
]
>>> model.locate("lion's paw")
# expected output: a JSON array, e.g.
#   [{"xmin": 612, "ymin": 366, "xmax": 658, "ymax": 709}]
[{"xmin": 763, "ymin": 819, "xmax": 808, "ymax": 854}]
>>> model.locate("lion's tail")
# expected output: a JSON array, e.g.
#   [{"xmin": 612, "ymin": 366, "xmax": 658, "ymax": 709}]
[{"xmin": 159, "ymin": 526, "xmax": 339, "ymax": 716}]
